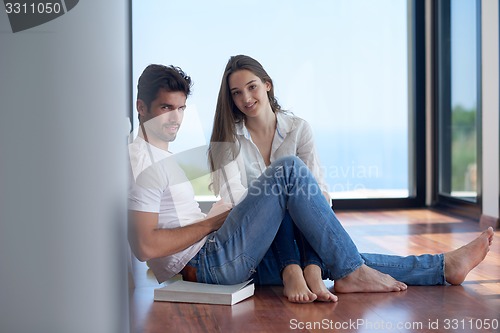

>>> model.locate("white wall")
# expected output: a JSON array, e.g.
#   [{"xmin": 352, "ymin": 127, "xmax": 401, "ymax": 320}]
[
  {"xmin": 481, "ymin": 0, "xmax": 500, "ymax": 219},
  {"xmin": 0, "ymin": 1, "xmax": 129, "ymax": 332}
]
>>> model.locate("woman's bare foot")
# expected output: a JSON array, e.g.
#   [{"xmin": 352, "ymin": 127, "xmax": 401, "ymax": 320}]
[
  {"xmin": 303, "ymin": 264, "xmax": 338, "ymax": 302},
  {"xmin": 282, "ymin": 264, "xmax": 317, "ymax": 303},
  {"xmin": 334, "ymin": 264, "xmax": 407, "ymax": 293},
  {"xmin": 444, "ymin": 227, "xmax": 494, "ymax": 285}
]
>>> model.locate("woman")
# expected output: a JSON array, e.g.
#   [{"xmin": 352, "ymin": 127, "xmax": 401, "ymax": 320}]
[
  {"xmin": 209, "ymin": 55, "xmax": 339, "ymax": 303},
  {"xmin": 206, "ymin": 55, "xmax": 494, "ymax": 304}
]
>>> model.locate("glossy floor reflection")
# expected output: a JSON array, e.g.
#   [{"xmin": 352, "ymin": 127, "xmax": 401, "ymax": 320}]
[{"xmin": 129, "ymin": 209, "xmax": 500, "ymax": 333}]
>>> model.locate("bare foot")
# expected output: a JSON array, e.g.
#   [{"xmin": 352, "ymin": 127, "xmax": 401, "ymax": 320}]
[
  {"xmin": 444, "ymin": 227, "xmax": 494, "ymax": 285},
  {"xmin": 303, "ymin": 265, "xmax": 338, "ymax": 302},
  {"xmin": 282, "ymin": 264, "xmax": 317, "ymax": 303},
  {"xmin": 334, "ymin": 264, "xmax": 407, "ymax": 293}
]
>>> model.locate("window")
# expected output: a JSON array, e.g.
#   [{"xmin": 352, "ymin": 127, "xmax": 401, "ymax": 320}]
[
  {"xmin": 434, "ymin": 0, "xmax": 481, "ymax": 216},
  {"xmin": 132, "ymin": 0, "xmax": 425, "ymax": 207}
]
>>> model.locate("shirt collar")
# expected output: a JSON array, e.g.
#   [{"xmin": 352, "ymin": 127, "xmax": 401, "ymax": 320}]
[
  {"xmin": 235, "ymin": 112, "xmax": 295, "ymax": 139},
  {"xmin": 275, "ymin": 112, "xmax": 294, "ymax": 139}
]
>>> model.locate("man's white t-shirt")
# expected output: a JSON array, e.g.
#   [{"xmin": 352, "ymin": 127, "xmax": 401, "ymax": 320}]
[{"xmin": 128, "ymin": 136, "xmax": 206, "ymax": 283}]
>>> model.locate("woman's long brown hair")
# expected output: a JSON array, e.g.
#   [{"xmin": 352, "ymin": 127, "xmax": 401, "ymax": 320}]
[{"xmin": 208, "ymin": 55, "xmax": 283, "ymax": 195}]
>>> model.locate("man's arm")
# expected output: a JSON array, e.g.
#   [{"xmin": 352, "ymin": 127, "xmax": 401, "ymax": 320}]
[{"xmin": 128, "ymin": 210, "xmax": 229, "ymax": 262}]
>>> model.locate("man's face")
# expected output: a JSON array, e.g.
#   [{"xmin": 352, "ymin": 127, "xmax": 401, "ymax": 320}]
[{"xmin": 138, "ymin": 89, "xmax": 186, "ymax": 148}]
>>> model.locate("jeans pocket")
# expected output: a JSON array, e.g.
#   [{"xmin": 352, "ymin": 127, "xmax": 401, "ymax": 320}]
[{"xmin": 210, "ymin": 254, "xmax": 257, "ymax": 285}]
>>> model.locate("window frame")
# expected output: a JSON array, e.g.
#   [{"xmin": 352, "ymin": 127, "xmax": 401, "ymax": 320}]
[{"xmin": 431, "ymin": 0, "xmax": 482, "ymax": 219}]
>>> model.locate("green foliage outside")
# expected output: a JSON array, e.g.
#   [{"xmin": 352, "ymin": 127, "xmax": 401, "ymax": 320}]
[
  {"xmin": 178, "ymin": 164, "xmax": 213, "ymax": 196},
  {"xmin": 451, "ymin": 105, "xmax": 476, "ymax": 192},
  {"xmin": 191, "ymin": 174, "xmax": 213, "ymax": 196}
]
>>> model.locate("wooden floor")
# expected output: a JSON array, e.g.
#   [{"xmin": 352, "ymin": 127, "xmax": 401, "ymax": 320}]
[{"xmin": 129, "ymin": 209, "xmax": 500, "ymax": 333}]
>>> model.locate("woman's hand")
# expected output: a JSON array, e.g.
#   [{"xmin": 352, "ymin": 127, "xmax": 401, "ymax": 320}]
[{"xmin": 206, "ymin": 199, "xmax": 233, "ymax": 218}]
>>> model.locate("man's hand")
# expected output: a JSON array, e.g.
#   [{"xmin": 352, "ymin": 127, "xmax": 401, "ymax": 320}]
[{"xmin": 204, "ymin": 208, "xmax": 231, "ymax": 231}]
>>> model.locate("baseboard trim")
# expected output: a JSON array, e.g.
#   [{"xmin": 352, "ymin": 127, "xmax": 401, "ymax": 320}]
[{"xmin": 479, "ymin": 214, "xmax": 500, "ymax": 229}]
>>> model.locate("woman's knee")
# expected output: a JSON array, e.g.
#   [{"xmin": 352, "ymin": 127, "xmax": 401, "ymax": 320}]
[{"xmin": 272, "ymin": 156, "xmax": 304, "ymax": 169}]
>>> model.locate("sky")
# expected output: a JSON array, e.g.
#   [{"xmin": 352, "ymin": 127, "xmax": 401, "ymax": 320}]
[
  {"xmin": 132, "ymin": 0, "xmax": 408, "ymax": 140},
  {"xmin": 451, "ymin": 0, "xmax": 478, "ymax": 110}
]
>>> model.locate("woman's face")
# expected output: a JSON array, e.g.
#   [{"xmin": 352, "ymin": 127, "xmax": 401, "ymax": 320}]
[{"xmin": 228, "ymin": 69, "xmax": 272, "ymax": 118}]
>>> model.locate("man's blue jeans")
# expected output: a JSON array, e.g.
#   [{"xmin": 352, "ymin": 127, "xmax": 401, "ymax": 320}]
[{"xmin": 189, "ymin": 156, "xmax": 445, "ymax": 286}]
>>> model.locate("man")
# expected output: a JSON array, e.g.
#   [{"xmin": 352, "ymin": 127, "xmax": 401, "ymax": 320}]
[
  {"xmin": 128, "ymin": 64, "xmax": 231, "ymax": 284},
  {"xmin": 128, "ymin": 64, "xmax": 494, "ymax": 301}
]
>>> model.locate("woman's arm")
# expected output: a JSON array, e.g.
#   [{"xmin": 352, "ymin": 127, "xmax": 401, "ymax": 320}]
[
  {"xmin": 216, "ymin": 155, "xmax": 248, "ymax": 205},
  {"xmin": 296, "ymin": 120, "xmax": 331, "ymax": 203}
]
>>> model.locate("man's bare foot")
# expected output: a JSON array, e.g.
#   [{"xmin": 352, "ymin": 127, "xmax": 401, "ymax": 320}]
[
  {"xmin": 303, "ymin": 264, "xmax": 338, "ymax": 302},
  {"xmin": 334, "ymin": 264, "xmax": 407, "ymax": 293},
  {"xmin": 282, "ymin": 264, "xmax": 317, "ymax": 303},
  {"xmin": 444, "ymin": 227, "xmax": 494, "ymax": 285}
]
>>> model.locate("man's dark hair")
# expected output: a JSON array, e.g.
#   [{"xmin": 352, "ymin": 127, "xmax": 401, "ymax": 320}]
[{"xmin": 137, "ymin": 64, "xmax": 192, "ymax": 121}]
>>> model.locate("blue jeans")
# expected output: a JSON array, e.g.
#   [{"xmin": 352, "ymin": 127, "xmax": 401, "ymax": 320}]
[
  {"xmin": 188, "ymin": 156, "xmax": 445, "ymax": 286},
  {"xmin": 271, "ymin": 211, "xmax": 324, "ymax": 273}
]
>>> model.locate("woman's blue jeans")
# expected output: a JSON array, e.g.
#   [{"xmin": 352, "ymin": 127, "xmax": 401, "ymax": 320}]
[
  {"xmin": 189, "ymin": 156, "xmax": 444, "ymax": 286},
  {"xmin": 271, "ymin": 211, "xmax": 324, "ymax": 274}
]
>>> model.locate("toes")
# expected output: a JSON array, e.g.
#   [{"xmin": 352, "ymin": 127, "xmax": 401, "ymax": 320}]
[
  {"xmin": 300, "ymin": 293, "xmax": 316, "ymax": 303},
  {"xmin": 321, "ymin": 290, "xmax": 337, "ymax": 300},
  {"xmin": 287, "ymin": 292, "xmax": 317, "ymax": 303}
]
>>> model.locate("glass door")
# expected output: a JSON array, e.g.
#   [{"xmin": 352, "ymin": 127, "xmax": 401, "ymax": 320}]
[{"xmin": 435, "ymin": 0, "xmax": 481, "ymax": 214}]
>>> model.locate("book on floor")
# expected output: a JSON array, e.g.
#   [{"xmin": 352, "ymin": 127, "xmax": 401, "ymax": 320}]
[{"xmin": 154, "ymin": 279, "xmax": 254, "ymax": 306}]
